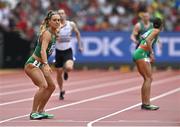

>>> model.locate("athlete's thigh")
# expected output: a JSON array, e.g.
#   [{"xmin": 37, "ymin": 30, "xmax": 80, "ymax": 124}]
[
  {"xmin": 136, "ymin": 60, "xmax": 152, "ymax": 78},
  {"xmin": 41, "ymin": 67, "xmax": 56, "ymax": 88},
  {"xmin": 25, "ymin": 64, "xmax": 47, "ymax": 87},
  {"xmin": 43, "ymin": 73, "xmax": 56, "ymax": 88}
]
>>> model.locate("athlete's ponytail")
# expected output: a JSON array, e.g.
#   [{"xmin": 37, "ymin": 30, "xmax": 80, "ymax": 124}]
[
  {"xmin": 39, "ymin": 10, "xmax": 58, "ymax": 36},
  {"xmin": 153, "ymin": 17, "xmax": 162, "ymax": 29}
]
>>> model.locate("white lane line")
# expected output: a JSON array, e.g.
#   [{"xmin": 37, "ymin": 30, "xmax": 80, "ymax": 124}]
[
  {"xmin": 0, "ymin": 88, "xmax": 35, "ymax": 96},
  {"xmin": 87, "ymin": 87, "xmax": 180, "ymax": 127},
  {"xmin": 0, "ymin": 71, "xmax": 170, "ymax": 96},
  {"xmin": 92, "ymin": 126, "xmax": 179, "ymax": 127},
  {"xmin": 0, "ymin": 126, "xmax": 85, "ymax": 127},
  {"xmin": 0, "ymin": 77, "xmax": 140, "ymax": 106},
  {"xmin": 0, "ymin": 70, "xmax": 125, "ymax": 88},
  {"xmin": 0, "ymin": 82, "xmax": 31, "ymax": 89},
  {"xmin": 0, "ymin": 126, "xmax": 179, "ymax": 127},
  {"xmin": 0, "ymin": 76, "xmax": 179, "ymax": 124},
  {"xmin": 0, "ymin": 84, "xmax": 140, "ymax": 124},
  {"xmin": 1, "ymin": 74, "xmax": 179, "ymax": 106},
  {"xmin": 0, "ymin": 71, "xmax": 167, "ymax": 90},
  {"xmin": 0, "ymin": 72, "xmax": 127, "ymax": 96},
  {"xmin": 7, "ymin": 120, "xmax": 180, "ymax": 124}
]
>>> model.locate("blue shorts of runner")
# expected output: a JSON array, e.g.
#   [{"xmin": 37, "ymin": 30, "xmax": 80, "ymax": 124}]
[{"xmin": 55, "ymin": 48, "xmax": 73, "ymax": 68}]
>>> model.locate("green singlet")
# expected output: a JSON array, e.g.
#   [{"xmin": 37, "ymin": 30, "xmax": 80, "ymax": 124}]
[
  {"xmin": 133, "ymin": 28, "xmax": 158, "ymax": 62},
  {"xmin": 137, "ymin": 21, "xmax": 153, "ymax": 42},
  {"xmin": 33, "ymin": 31, "xmax": 56, "ymax": 58},
  {"xmin": 25, "ymin": 30, "xmax": 56, "ymax": 67}
]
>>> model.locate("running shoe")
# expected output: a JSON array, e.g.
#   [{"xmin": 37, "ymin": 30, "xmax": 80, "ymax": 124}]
[
  {"xmin": 29, "ymin": 113, "xmax": 44, "ymax": 120},
  {"xmin": 39, "ymin": 112, "xmax": 54, "ymax": 119},
  {"xmin": 141, "ymin": 104, "xmax": 159, "ymax": 110},
  {"xmin": 63, "ymin": 72, "xmax": 68, "ymax": 80},
  {"xmin": 59, "ymin": 90, "xmax": 65, "ymax": 100}
]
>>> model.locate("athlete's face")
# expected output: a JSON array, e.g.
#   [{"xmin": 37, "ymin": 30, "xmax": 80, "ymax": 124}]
[
  {"xmin": 142, "ymin": 13, "xmax": 150, "ymax": 22},
  {"xmin": 58, "ymin": 10, "xmax": 66, "ymax": 20},
  {"xmin": 49, "ymin": 14, "xmax": 60, "ymax": 29}
]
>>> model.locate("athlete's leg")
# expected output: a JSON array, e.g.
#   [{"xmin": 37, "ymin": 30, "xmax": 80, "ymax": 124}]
[
  {"xmin": 62, "ymin": 60, "xmax": 74, "ymax": 81},
  {"xmin": 63, "ymin": 48, "xmax": 74, "ymax": 80},
  {"xmin": 37, "ymin": 67, "xmax": 56, "ymax": 113},
  {"xmin": 57, "ymin": 60, "xmax": 74, "ymax": 100},
  {"xmin": 55, "ymin": 49, "xmax": 66, "ymax": 99},
  {"xmin": 56, "ymin": 68, "xmax": 63, "ymax": 91},
  {"xmin": 135, "ymin": 60, "xmax": 152, "ymax": 105},
  {"xmin": 24, "ymin": 64, "xmax": 48, "ymax": 113},
  {"xmin": 56, "ymin": 68, "xmax": 66, "ymax": 100},
  {"xmin": 64, "ymin": 59, "xmax": 74, "ymax": 72}
]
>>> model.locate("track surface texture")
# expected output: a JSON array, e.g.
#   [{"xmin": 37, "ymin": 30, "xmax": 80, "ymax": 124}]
[{"xmin": 0, "ymin": 69, "xmax": 180, "ymax": 127}]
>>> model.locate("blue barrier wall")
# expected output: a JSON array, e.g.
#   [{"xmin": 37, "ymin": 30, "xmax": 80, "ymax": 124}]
[{"xmin": 49, "ymin": 32, "xmax": 180, "ymax": 63}]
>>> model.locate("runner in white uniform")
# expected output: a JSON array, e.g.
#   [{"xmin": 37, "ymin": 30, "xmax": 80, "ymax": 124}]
[{"xmin": 56, "ymin": 9, "xmax": 83, "ymax": 100}]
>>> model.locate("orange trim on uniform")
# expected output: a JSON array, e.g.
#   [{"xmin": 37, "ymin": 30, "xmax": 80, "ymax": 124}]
[{"xmin": 139, "ymin": 45, "xmax": 149, "ymax": 51}]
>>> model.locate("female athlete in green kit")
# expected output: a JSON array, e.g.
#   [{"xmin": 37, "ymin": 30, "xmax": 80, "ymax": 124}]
[
  {"xmin": 133, "ymin": 17, "xmax": 163, "ymax": 110},
  {"xmin": 24, "ymin": 10, "xmax": 60, "ymax": 120}
]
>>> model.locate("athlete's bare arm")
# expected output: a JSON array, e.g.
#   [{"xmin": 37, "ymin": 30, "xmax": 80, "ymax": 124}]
[
  {"xmin": 70, "ymin": 21, "xmax": 83, "ymax": 52},
  {"xmin": 40, "ymin": 30, "xmax": 51, "ymax": 63},
  {"xmin": 146, "ymin": 28, "xmax": 160, "ymax": 53},
  {"xmin": 145, "ymin": 28, "xmax": 160, "ymax": 62},
  {"xmin": 40, "ymin": 30, "xmax": 52, "ymax": 73},
  {"xmin": 130, "ymin": 23, "xmax": 140, "ymax": 44}
]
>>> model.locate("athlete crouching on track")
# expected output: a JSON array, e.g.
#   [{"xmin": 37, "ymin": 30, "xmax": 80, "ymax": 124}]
[
  {"xmin": 24, "ymin": 10, "xmax": 60, "ymax": 120},
  {"xmin": 132, "ymin": 17, "xmax": 163, "ymax": 110}
]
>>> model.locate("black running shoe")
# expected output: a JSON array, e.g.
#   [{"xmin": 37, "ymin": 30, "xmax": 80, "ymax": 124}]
[
  {"xmin": 59, "ymin": 91, "xmax": 65, "ymax": 100},
  {"xmin": 141, "ymin": 104, "xmax": 159, "ymax": 110},
  {"xmin": 63, "ymin": 72, "xmax": 68, "ymax": 80}
]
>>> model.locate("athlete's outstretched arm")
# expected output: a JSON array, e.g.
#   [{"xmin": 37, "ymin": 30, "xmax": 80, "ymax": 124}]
[{"xmin": 71, "ymin": 21, "xmax": 83, "ymax": 52}]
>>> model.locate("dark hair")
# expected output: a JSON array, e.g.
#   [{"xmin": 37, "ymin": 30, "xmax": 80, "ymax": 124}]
[{"xmin": 153, "ymin": 17, "xmax": 162, "ymax": 29}]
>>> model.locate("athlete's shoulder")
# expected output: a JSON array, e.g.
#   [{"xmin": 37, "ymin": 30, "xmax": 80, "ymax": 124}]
[
  {"xmin": 68, "ymin": 21, "xmax": 77, "ymax": 29},
  {"xmin": 41, "ymin": 30, "xmax": 52, "ymax": 39},
  {"xmin": 135, "ymin": 22, "xmax": 141, "ymax": 27},
  {"xmin": 153, "ymin": 28, "xmax": 160, "ymax": 33},
  {"xmin": 133, "ymin": 22, "xmax": 141, "ymax": 31},
  {"xmin": 68, "ymin": 20, "xmax": 76, "ymax": 25}
]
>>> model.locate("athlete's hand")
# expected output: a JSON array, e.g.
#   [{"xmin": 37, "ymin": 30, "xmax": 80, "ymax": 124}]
[
  {"xmin": 42, "ymin": 64, "xmax": 52, "ymax": 76},
  {"xmin": 134, "ymin": 40, "xmax": 139, "ymax": 45},
  {"xmin": 78, "ymin": 46, "xmax": 83, "ymax": 53}
]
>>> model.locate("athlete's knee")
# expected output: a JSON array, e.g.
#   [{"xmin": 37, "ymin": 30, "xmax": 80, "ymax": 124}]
[
  {"xmin": 57, "ymin": 68, "xmax": 63, "ymax": 75},
  {"xmin": 64, "ymin": 60, "xmax": 74, "ymax": 71},
  {"xmin": 144, "ymin": 76, "xmax": 153, "ymax": 83},
  {"xmin": 39, "ymin": 83, "xmax": 48, "ymax": 90},
  {"xmin": 65, "ymin": 66, "xmax": 73, "ymax": 72},
  {"xmin": 48, "ymin": 84, "xmax": 56, "ymax": 92}
]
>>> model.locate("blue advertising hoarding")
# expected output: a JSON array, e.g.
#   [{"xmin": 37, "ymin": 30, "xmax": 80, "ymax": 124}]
[{"xmin": 49, "ymin": 32, "xmax": 180, "ymax": 63}]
